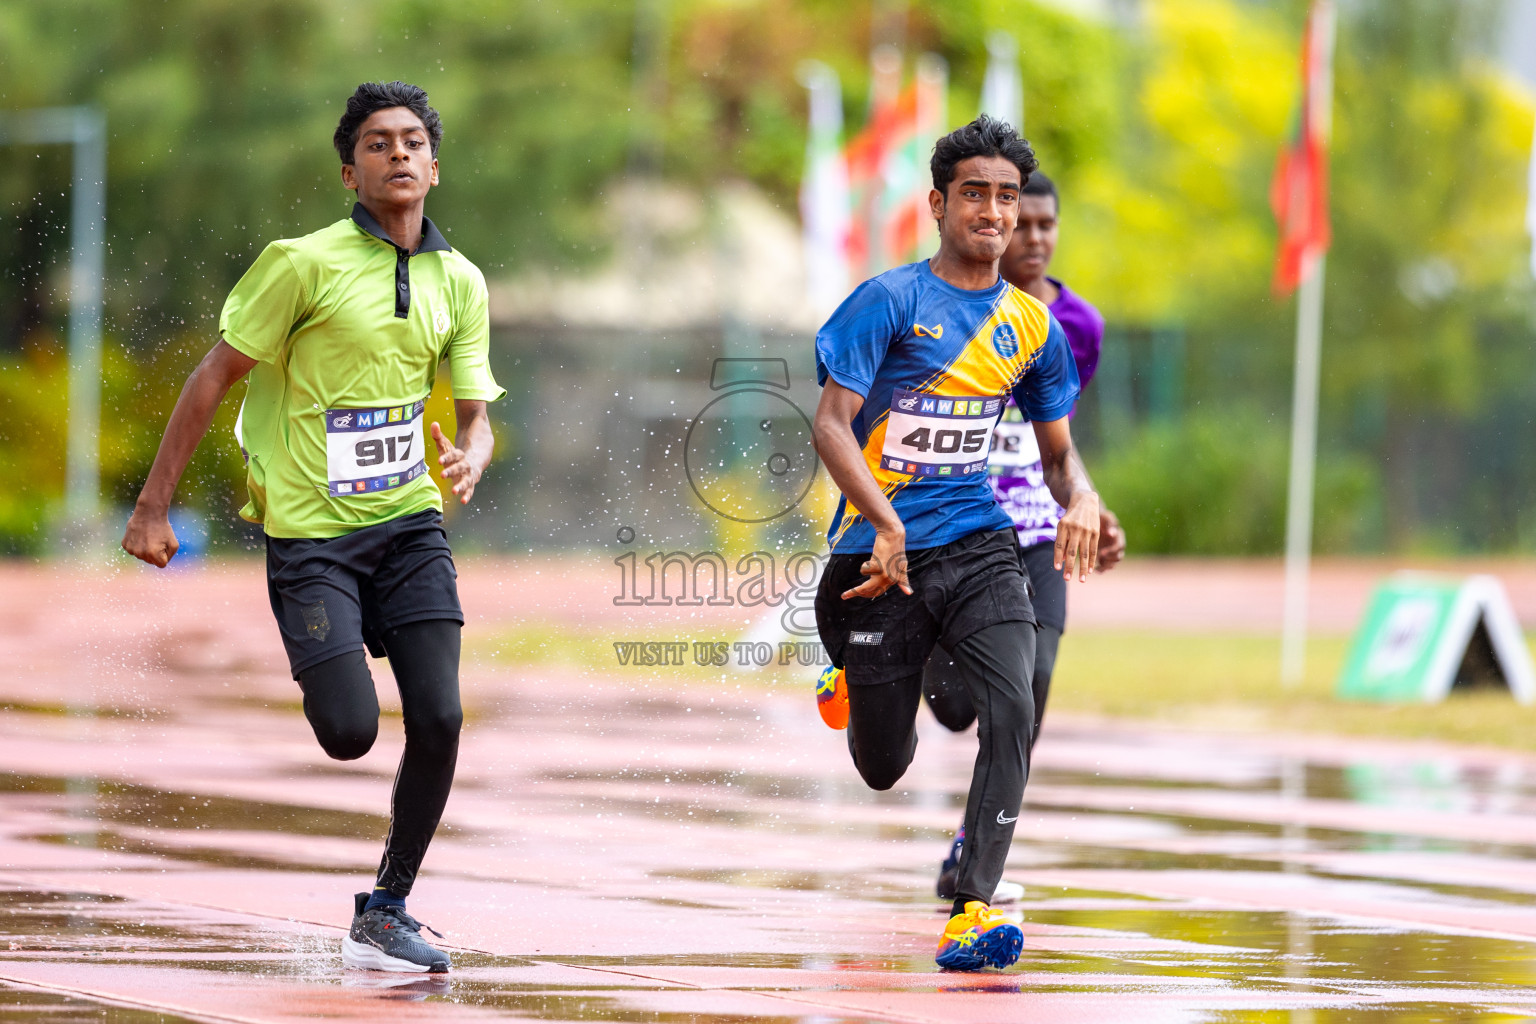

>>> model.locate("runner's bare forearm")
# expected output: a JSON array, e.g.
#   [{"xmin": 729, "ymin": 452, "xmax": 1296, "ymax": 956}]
[
  {"xmin": 134, "ymin": 340, "xmax": 257, "ymax": 514},
  {"xmin": 1042, "ymin": 444, "xmax": 1095, "ymax": 511},
  {"xmin": 453, "ymin": 399, "xmax": 494, "ymax": 475},
  {"xmin": 812, "ymin": 382, "xmax": 902, "ymax": 537},
  {"xmin": 1032, "ymin": 417, "xmax": 1096, "ymax": 511}
]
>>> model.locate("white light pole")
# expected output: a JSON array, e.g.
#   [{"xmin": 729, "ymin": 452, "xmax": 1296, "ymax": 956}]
[
  {"xmin": 1281, "ymin": 255, "xmax": 1325, "ymax": 687},
  {"xmin": 0, "ymin": 107, "xmax": 106, "ymax": 530}
]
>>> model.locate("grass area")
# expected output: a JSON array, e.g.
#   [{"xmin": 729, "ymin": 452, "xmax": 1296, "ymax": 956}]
[
  {"xmin": 1052, "ymin": 630, "xmax": 1536, "ymax": 753},
  {"xmin": 468, "ymin": 623, "xmax": 1536, "ymax": 754}
]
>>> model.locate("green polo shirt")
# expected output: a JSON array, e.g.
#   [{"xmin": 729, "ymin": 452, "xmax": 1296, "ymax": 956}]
[{"xmin": 221, "ymin": 204, "xmax": 506, "ymax": 539}]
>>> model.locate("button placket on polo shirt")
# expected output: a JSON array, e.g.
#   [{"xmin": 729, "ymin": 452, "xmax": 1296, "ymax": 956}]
[
  {"xmin": 395, "ymin": 248, "xmax": 411, "ymax": 319},
  {"xmin": 349, "ymin": 204, "xmax": 451, "ymax": 323}
]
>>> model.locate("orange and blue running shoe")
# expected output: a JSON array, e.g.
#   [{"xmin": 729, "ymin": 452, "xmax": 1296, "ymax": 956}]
[
  {"xmin": 815, "ymin": 665, "xmax": 849, "ymax": 730},
  {"xmin": 935, "ymin": 901, "xmax": 1023, "ymax": 971}
]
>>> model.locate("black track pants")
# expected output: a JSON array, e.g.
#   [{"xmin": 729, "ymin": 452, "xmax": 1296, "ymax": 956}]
[
  {"xmin": 846, "ymin": 621, "xmax": 1035, "ymax": 907},
  {"xmin": 297, "ymin": 618, "xmax": 462, "ymax": 898},
  {"xmin": 924, "ymin": 623, "xmax": 1061, "ymax": 744}
]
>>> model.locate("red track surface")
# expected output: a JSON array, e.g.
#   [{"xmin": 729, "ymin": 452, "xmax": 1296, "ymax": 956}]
[{"xmin": 3, "ymin": 557, "xmax": 1536, "ymax": 1021}]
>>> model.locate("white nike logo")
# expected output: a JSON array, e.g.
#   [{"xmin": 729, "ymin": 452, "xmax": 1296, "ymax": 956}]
[{"xmin": 996, "ymin": 809, "xmax": 1018, "ymax": 825}]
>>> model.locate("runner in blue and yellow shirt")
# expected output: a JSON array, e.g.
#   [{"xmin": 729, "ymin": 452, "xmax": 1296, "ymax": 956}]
[
  {"xmin": 812, "ymin": 116, "xmax": 1103, "ymax": 971},
  {"xmin": 924, "ymin": 171, "xmax": 1127, "ymax": 904}
]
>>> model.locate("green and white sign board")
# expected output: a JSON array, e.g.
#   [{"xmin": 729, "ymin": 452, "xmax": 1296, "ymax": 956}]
[{"xmin": 1338, "ymin": 573, "xmax": 1535, "ymax": 704}]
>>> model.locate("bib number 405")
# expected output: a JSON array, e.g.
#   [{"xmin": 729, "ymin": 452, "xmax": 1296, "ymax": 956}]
[
  {"xmin": 355, "ymin": 433, "xmax": 414, "ymax": 467},
  {"xmin": 900, "ymin": 426, "xmax": 988, "ymax": 455}
]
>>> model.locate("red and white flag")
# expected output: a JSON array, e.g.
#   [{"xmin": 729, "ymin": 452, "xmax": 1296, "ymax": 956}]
[
  {"xmin": 798, "ymin": 61, "xmax": 851, "ymax": 315},
  {"xmin": 1271, "ymin": 0, "xmax": 1337, "ymax": 295},
  {"xmin": 844, "ymin": 49, "xmax": 948, "ymax": 279}
]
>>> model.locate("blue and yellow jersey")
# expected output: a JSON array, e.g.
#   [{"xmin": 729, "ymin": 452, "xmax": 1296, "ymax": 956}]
[{"xmin": 814, "ymin": 260, "xmax": 1079, "ymax": 554}]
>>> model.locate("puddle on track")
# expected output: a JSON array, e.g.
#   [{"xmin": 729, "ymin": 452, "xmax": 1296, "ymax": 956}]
[
  {"xmin": 0, "ymin": 985, "xmax": 207, "ymax": 1024},
  {"xmin": 8, "ymin": 702, "xmax": 1536, "ymax": 1020}
]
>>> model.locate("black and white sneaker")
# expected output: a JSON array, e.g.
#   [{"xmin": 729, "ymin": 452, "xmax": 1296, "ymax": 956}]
[{"xmin": 341, "ymin": 892, "xmax": 451, "ymax": 973}]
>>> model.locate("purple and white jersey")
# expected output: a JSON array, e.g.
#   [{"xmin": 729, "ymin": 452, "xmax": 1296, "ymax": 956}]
[{"xmin": 989, "ymin": 278, "xmax": 1104, "ymax": 548}]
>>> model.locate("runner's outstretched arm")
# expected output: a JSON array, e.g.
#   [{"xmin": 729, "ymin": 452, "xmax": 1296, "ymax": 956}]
[
  {"xmin": 1031, "ymin": 416, "xmax": 1099, "ymax": 582},
  {"xmin": 122, "ymin": 339, "xmax": 258, "ymax": 567},
  {"xmin": 812, "ymin": 381, "xmax": 913, "ymax": 600},
  {"xmin": 430, "ymin": 399, "xmax": 494, "ymax": 505}
]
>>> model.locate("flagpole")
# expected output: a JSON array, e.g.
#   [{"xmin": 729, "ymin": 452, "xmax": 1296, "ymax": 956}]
[
  {"xmin": 1281, "ymin": 255, "xmax": 1325, "ymax": 687},
  {"xmin": 1278, "ymin": 0, "xmax": 1334, "ymax": 689}
]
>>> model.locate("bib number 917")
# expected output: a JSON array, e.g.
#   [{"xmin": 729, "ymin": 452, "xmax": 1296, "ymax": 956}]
[
  {"xmin": 355, "ymin": 433, "xmax": 414, "ymax": 467},
  {"xmin": 325, "ymin": 400, "xmax": 428, "ymax": 496}
]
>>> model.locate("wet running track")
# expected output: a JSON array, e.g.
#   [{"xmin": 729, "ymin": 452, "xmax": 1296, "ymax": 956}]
[{"xmin": 4, "ymin": 561, "xmax": 1536, "ymax": 1022}]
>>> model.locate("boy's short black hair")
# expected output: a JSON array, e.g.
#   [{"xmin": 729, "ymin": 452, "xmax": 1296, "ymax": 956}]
[
  {"xmin": 333, "ymin": 81, "xmax": 443, "ymax": 164},
  {"xmin": 930, "ymin": 115, "xmax": 1038, "ymax": 194},
  {"xmin": 1021, "ymin": 170, "xmax": 1058, "ymax": 211}
]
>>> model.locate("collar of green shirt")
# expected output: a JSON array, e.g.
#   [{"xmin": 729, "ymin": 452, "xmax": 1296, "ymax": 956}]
[
  {"xmin": 350, "ymin": 202, "xmax": 451, "ymax": 255},
  {"xmin": 349, "ymin": 203, "xmax": 452, "ymax": 319}
]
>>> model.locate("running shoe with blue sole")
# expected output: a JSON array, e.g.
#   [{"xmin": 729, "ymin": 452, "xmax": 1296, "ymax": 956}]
[
  {"xmin": 936, "ymin": 900, "xmax": 1023, "ymax": 971},
  {"xmin": 342, "ymin": 892, "xmax": 450, "ymax": 973}
]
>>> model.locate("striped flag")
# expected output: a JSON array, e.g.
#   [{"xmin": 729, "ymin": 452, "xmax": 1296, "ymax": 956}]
[
  {"xmin": 846, "ymin": 47, "xmax": 909, "ymax": 279},
  {"xmin": 797, "ymin": 61, "xmax": 851, "ymax": 315},
  {"xmin": 845, "ymin": 50, "xmax": 948, "ymax": 278},
  {"xmin": 1271, "ymin": 0, "xmax": 1336, "ymax": 295}
]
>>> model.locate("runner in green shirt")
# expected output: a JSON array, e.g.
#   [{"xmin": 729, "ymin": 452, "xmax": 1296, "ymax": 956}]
[{"xmin": 122, "ymin": 81, "xmax": 503, "ymax": 974}]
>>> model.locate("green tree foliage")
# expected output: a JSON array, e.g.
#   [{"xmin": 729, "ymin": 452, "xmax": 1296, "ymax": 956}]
[
  {"xmin": 1056, "ymin": 0, "xmax": 1536, "ymax": 553},
  {"xmin": 1324, "ymin": 0, "xmax": 1536, "ymax": 550},
  {"xmin": 0, "ymin": 0, "xmax": 1531, "ymax": 554},
  {"xmin": 0, "ymin": 0, "xmax": 639, "ymax": 549}
]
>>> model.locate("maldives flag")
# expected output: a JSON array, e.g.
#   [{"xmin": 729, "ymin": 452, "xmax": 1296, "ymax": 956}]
[
  {"xmin": 845, "ymin": 76, "xmax": 917, "ymax": 279},
  {"xmin": 1271, "ymin": 0, "xmax": 1337, "ymax": 295},
  {"xmin": 844, "ymin": 52, "xmax": 948, "ymax": 278}
]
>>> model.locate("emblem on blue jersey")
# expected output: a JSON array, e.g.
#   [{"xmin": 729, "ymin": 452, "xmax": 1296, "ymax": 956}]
[
  {"xmin": 992, "ymin": 322, "xmax": 1020, "ymax": 358},
  {"xmin": 914, "ymin": 322, "xmax": 944, "ymax": 339}
]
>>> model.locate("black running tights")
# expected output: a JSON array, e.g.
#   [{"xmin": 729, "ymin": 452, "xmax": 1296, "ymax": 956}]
[
  {"xmin": 923, "ymin": 623, "xmax": 1061, "ymax": 745},
  {"xmin": 846, "ymin": 621, "xmax": 1035, "ymax": 908},
  {"xmin": 297, "ymin": 619, "xmax": 462, "ymax": 899}
]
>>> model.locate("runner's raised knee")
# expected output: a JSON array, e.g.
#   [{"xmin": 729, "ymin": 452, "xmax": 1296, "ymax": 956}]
[
  {"xmin": 854, "ymin": 753, "xmax": 912, "ymax": 791},
  {"xmin": 310, "ymin": 709, "xmax": 378, "ymax": 761},
  {"xmin": 298, "ymin": 651, "xmax": 379, "ymax": 761}
]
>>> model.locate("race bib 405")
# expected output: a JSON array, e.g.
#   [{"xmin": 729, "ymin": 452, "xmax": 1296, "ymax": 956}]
[
  {"xmin": 880, "ymin": 389, "xmax": 1002, "ymax": 477},
  {"xmin": 325, "ymin": 400, "xmax": 427, "ymax": 497}
]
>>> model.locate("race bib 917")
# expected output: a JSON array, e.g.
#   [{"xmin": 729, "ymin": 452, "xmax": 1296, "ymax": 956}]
[
  {"xmin": 325, "ymin": 400, "xmax": 427, "ymax": 497},
  {"xmin": 880, "ymin": 389, "xmax": 1003, "ymax": 477}
]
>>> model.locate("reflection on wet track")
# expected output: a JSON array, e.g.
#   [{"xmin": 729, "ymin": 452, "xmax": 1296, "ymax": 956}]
[{"xmin": 5, "ymin": 567, "xmax": 1536, "ymax": 1021}]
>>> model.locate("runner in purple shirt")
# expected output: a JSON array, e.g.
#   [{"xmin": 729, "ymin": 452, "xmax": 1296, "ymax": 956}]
[{"xmin": 926, "ymin": 172, "xmax": 1127, "ymax": 903}]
